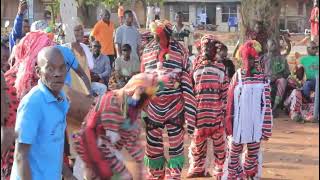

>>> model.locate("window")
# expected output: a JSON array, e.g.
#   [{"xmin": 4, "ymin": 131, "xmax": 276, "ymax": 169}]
[
  {"xmin": 221, "ymin": 4, "xmax": 237, "ymax": 23},
  {"xmin": 173, "ymin": 4, "xmax": 189, "ymax": 22}
]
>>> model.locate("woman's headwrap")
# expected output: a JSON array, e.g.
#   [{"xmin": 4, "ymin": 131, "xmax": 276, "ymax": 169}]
[
  {"xmin": 30, "ymin": 20, "xmax": 54, "ymax": 40},
  {"xmin": 30, "ymin": 20, "xmax": 49, "ymax": 32},
  {"xmin": 239, "ymin": 40, "xmax": 260, "ymax": 77},
  {"xmin": 149, "ymin": 20, "xmax": 173, "ymax": 63},
  {"xmin": 9, "ymin": 31, "xmax": 55, "ymax": 99}
]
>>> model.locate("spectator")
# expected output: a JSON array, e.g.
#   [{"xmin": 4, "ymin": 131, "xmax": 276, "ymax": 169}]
[
  {"xmin": 1, "ymin": 66, "xmax": 14, "ymax": 158},
  {"xmin": 90, "ymin": 9, "xmax": 115, "ymax": 66},
  {"xmin": 1, "ymin": 42, "xmax": 10, "ymax": 72},
  {"xmin": 155, "ymin": 3, "xmax": 161, "ymax": 20},
  {"xmin": 63, "ymin": 17, "xmax": 93, "ymax": 95},
  {"xmin": 299, "ymin": 41, "xmax": 319, "ymax": 101},
  {"xmin": 44, "ymin": 10, "xmax": 52, "ymax": 25},
  {"xmin": 217, "ymin": 44, "xmax": 236, "ymax": 80},
  {"xmin": 91, "ymin": 40, "xmax": 111, "ymax": 84},
  {"xmin": 172, "ymin": 11, "xmax": 194, "ymax": 55},
  {"xmin": 10, "ymin": 47, "xmax": 75, "ymax": 180},
  {"xmin": 310, "ymin": 1, "xmax": 319, "ymax": 42},
  {"xmin": 261, "ymin": 39, "xmax": 290, "ymax": 114},
  {"xmin": 118, "ymin": 2, "xmax": 125, "ymax": 25},
  {"xmin": 114, "ymin": 44, "xmax": 140, "ymax": 88},
  {"xmin": 115, "ymin": 10, "xmax": 141, "ymax": 60},
  {"xmin": 146, "ymin": 3, "xmax": 155, "ymax": 29},
  {"xmin": 9, "ymin": 0, "xmax": 30, "ymax": 51}
]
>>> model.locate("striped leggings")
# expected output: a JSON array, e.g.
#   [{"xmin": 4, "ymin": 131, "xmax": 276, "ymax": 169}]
[
  {"xmin": 227, "ymin": 142, "xmax": 261, "ymax": 179},
  {"xmin": 187, "ymin": 130, "xmax": 226, "ymax": 177},
  {"xmin": 144, "ymin": 118, "xmax": 185, "ymax": 180},
  {"xmin": 273, "ymin": 78, "xmax": 288, "ymax": 100}
]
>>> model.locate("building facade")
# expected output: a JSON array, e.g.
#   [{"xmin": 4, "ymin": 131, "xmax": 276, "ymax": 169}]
[
  {"xmin": 163, "ymin": 0, "xmax": 241, "ymax": 32},
  {"xmin": 279, "ymin": 0, "xmax": 313, "ymax": 33},
  {"xmin": 1, "ymin": 0, "xmax": 53, "ymax": 27}
]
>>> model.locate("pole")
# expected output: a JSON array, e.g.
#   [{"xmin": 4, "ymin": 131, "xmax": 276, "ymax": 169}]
[{"xmin": 313, "ymin": 74, "xmax": 319, "ymax": 122}]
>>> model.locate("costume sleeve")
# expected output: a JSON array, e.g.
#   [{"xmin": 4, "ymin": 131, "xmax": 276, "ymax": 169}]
[
  {"xmin": 180, "ymin": 46, "xmax": 197, "ymax": 135},
  {"xmin": 99, "ymin": 95, "xmax": 123, "ymax": 133},
  {"xmin": 262, "ymin": 83, "xmax": 273, "ymax": 139},
  {"xmin": 9, "ymin": 14, "xmax": 24, "ymax": 51},
  {"xmin": 221, "ymin": 69, "xmax": 229, "ymax": 114},
  {"xmin": 225, "ymin": 71, "xmax": 238, "ymax": 136}
]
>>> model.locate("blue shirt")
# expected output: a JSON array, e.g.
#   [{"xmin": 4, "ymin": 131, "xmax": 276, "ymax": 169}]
[
  {"xmin": 10, "ymin": 80, "xmax": 69, "ymax": 180},
  {"xmin": 9, "ymin": 14, "xmax": 24, "ymax": 51},
  {"xmin": 55, "ymin": 45, "xmax": 79, "ymax": 86}
]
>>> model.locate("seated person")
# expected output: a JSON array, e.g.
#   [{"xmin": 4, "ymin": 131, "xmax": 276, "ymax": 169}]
[
  {"xmin": 114, "ymin": 44, "xmax": 140, "ymax": 88},
  {"xmin": 90, "ymin": 40, "xmax": 111, "ymax": 95},
  {"xmin": 260, "ymin": 39, "xmax": 290, "ymax": 114},
  {"xmin": 284, "ymin": 65, "xmax": 316, "ymax": 122},
  {"xmin": 299, "ymin": 41, "xmax": 319, "ymax": 102}
]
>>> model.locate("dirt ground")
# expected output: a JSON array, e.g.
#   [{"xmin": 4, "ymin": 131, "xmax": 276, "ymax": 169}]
[{"xmin": 123, "ymin": 112, "xmax": 319, "ymax": 180}]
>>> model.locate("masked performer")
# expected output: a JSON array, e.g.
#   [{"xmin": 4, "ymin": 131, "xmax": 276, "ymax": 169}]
[
  {"xmin": 186, "ymin": 35, "xmax": 228, "ymax": 179},
  {"xmin": 72, "ymin": 73, "xmax": 162, "ymax": 180},
  {"xmin": 141, "ymin": 20, "xmax": 197, "ymax": 179},
  {"xmin": 225, "ymin": 40, "xmax": 273, "ymax": 180}
]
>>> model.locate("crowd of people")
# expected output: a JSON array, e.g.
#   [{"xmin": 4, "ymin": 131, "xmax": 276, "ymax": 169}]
[{"xmin": 1, "ymin": 1, "xmax": 319, "ymax": 180}]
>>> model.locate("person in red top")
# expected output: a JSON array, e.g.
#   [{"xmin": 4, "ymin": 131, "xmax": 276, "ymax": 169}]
[
  {"xmin": 310, "ymin": 1, "xmax": 319, "ymax": 42},
  {"xmin": 187, "ymin": 35, "xmax": 228, "ymax": 179},
  {"xmin": 91, "ymin": 9, "xmax": 116, "ymax": 66},
  {"xmin": 141, "ymin": 20, "xmax": 196, "ymax": 180}
]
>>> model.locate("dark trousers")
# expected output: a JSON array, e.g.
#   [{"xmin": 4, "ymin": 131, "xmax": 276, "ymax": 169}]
[{"xmin": 303, "ymin": 79, "xmax": 316, "ymax": 99}]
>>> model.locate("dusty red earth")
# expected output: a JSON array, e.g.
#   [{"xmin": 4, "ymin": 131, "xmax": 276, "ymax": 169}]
[{"xmin": 121, "ymin": 112, "xmax": 319, "ymax": 180}]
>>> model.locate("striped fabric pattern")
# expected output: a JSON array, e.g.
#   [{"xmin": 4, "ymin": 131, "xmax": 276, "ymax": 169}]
[
  {"xmin": 227, "ymin": 142, "xmax": 261, "ymax": 179},
  {"xmin": 192, "ymin": 62, "xmax": 228, "ymax": 131},
  {"xmin": 72, "ymin": 91, "xmax": 143, "ymax": 178},
  {"xmin": 141, "ymin": 39, "xmax": 196, "ymax": 127},
  {"xmin": 229, "ymin": 71, "xmax": 273, "ymax": 140}
]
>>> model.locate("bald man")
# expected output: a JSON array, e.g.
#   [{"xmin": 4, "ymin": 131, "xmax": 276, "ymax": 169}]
[{"xmin": 10, "ymin": 47, "xmax": 72, "ymax": 180}]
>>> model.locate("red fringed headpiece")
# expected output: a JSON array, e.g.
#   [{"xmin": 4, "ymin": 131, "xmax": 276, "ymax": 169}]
[{"xmin": 239, "ymin": 40, "xmax": 259, "ymax": 77}]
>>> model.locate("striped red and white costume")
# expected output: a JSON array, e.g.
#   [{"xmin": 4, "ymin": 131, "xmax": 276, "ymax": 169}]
[
  {"xmin": 141, "ymin": 20, "xmax": 196, "ymax": 180},
  {"xmin": 224, "ymin": 41, "xmax": 273, "ymax": 179},
  {"xmin": 187, "ymin": 35, "xmax": 228, "ymax": 178},
  {"xmin": 72, "ymin": 73, "xmax": 160, "ymax": 180}
]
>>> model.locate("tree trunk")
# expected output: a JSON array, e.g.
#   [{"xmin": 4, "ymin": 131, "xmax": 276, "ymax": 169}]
[{"xmin": 240, "ymin": 0, "xmax": 282, "ymax": 46}]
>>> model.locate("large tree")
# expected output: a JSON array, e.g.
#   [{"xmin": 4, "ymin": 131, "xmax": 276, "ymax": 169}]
[{"xmin": 239, "ymin": 0, "xmax": 282, "ymax": 47}]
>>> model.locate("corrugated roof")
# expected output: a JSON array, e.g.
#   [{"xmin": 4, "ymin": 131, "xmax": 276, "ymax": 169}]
[{"xmin": 164, "ymin": 0, "xmax": 240, "ymax": 3}]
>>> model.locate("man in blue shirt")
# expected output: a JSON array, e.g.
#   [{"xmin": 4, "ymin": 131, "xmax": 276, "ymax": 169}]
[
  {"xmin": 10, "ymin": 47, "xmax": 72, "ymax": 180},
  {"xmin": 9, "ymin": 0, "xmax": 30, "ymax": 52}
]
